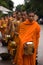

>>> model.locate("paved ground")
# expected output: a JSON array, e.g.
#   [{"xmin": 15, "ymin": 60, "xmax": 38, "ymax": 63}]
[
  {"xmin": 0, "ymin": 60, "xmax": 13, "ymax": 65},
  {"xmin": 0, "ymin": 25, "xmax": 43, "ymax": 65},
  {"xmin": 38, "ymin": 25, "xmax": 43, "ymax": 65}
]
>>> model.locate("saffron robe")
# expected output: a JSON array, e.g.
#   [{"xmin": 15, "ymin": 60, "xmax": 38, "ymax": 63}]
[{"xmin": 13, "ymin": 20, "xmax": 40, "ymax": 65}]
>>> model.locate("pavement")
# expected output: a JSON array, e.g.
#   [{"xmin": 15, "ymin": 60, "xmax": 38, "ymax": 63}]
[{"xmin": 38, "ymin": 25, "xmax": 43, "ymax": 65}]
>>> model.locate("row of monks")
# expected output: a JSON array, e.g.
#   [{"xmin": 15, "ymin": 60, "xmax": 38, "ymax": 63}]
[
  {"xmin": 0, "ymin": 11, "xmax": 28, "ymax": 60},
  {"xmin": 0, "ymin": 11, "xmax": 40, "ymax": 65}
]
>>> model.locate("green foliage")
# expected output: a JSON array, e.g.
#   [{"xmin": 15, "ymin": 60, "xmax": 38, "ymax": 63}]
[
  {"xmin": 30, "ymin": 0, "xmax": 43, "ymax": 16},
  {"xmin": 0, "ymin": 11, "xmax": 3, "ymax": 18},
  {"xmin": 16, "ymin": 4, "xmax": 26, "ymax": 12},
  {"xmin": 1, "ymin": 1, "xmax": 8, "ymax": 8},
  {"xmin": 0, "ymin": 0, "xmax": 14, "ymax": 10},
  {"xmin": 21, "ymin": 5, "xmax": 26, "ymax": 11}
]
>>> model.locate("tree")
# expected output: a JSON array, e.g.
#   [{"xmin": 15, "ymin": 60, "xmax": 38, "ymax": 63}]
[
  {"xmin": 16, "ymin": 4, "xmax": 26, "ymax": 12},
  {"xmin": 30, "ymin": 0, "xmax": 43, "ymax": 16},
  {"xmin": 24, "ymin": 0, "xmax": 43, "ymax": 16},
  {"xmin": 25, "ymin": 2, "xmax": 32, "ymax": 12},
  {"xmin": 0, "ymin": 0, "xmax": 14, "ymax": 10}
]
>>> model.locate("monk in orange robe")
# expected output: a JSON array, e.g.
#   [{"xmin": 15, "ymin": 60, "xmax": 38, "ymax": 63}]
[
  {"xmin": 4, "ymin": 16, "xmax": 9, "ymax": 27},
  {"xmin": 0, "ymin": 17, "xmax": 5, "ymax": 37},
  {"xmin": 13, "ymin": 12, "xmax": 40, "ymax": 65}
]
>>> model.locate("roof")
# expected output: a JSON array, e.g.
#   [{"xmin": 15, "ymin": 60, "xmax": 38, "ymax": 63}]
[{"xmin": 0, "ymin": 6, "xmax": 12, "ymax": 12}]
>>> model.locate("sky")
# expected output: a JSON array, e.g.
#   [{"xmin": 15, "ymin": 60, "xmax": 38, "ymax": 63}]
[{"xmin": 12, "ymin": 0, "xmax": 24, "ymax": 7}]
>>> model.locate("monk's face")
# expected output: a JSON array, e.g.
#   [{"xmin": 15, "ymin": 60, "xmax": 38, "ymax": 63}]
[
  {"xmin": 13, "ymin": 12, "xmax": 17, "ymax": 18},
  {"xmin": 28, "ymin": 12, "xmax": 35, "ymax": 22}
]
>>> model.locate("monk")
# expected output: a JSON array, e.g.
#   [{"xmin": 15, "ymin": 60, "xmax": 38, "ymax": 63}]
[
  {"xmin": 4, "ymin": 16, "xmax": 9, "ymax": 26},
  {"xmin": 22, "ymin": 11, "xmax": 28, "ymax": 21},
  {"xmin": 1, "ymin": 17, "xmax": 6, "ymax": 37},
  {"xmin": 13, "ymin": 11, "xmax": 40, "ymax": 65}
]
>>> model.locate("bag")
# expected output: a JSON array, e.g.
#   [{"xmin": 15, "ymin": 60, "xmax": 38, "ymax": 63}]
[
  {"xmin": 9, "ymin": 41, "xmax": 17, "ymax": 56},
  {"xmin": 23, "ymin": 42, "xmax": 34, "ymax": 55}
]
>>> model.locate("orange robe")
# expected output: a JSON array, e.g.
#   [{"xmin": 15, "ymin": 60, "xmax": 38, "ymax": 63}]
[
  {"xmin": 13, "ymin": 20, "xmax": 40, "ymax": 65},
  {"xmin": 0, "ymin": 20, "xmax": 5, "ymax": 37}
]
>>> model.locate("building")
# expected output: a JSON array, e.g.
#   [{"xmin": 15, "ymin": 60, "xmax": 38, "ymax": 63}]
[{"xmin": 0, "ymin": 6, "xmax": 12, "ymax": 14}]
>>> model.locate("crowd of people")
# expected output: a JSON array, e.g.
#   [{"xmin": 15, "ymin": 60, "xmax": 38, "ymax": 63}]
[
  {"xmin": 0, "ymin": 11, "xmax": 40, "ymax": 65},
  {"xmin": 0, "ymin": 11, "xmax": 28, "ymax": 38}
]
